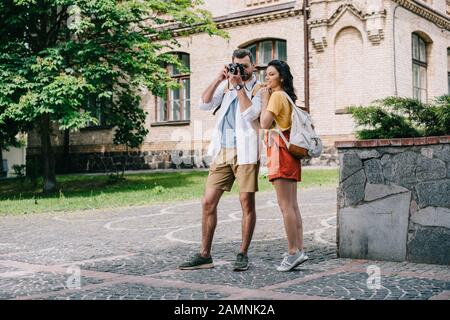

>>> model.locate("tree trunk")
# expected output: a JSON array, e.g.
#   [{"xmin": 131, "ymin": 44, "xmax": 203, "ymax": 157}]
[
  {"xmin": 121, "ymin": 145, "xmax": 128, "ymax": 178},
  {"xmin": 63, "ymin": 129, "xmax": 70, "ymax": 173},
  {"xmin": 40, "ymin": 113, "xmax": 57, "ymax": 193}
]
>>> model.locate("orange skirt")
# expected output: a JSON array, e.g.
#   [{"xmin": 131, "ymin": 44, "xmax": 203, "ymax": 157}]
[{"xmin": 265, "ymin": 130, "xmax": 302, "ymax": 183}]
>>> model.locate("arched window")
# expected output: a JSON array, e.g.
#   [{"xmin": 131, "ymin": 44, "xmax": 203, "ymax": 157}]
[
  {"xmin": 244, "ymin": 39, "xmax": 286, "ymax": 82},
  {"xmin": 158, "ymin": 52, "xmax": 190, "ymax": 122},
  {"xmin": 412, "ymin": 33, "xmax": 428, "ymax": 102}
]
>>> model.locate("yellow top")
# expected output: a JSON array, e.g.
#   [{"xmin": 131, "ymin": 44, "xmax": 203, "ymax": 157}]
[{"xmin": 266, "ymin": 91, "xmax": 292, "ymax": 131}]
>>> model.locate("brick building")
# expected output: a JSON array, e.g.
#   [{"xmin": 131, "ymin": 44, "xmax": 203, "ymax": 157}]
[{"xmin": 27, "ymin": 0, "xmax": 450, "ymax": 172}]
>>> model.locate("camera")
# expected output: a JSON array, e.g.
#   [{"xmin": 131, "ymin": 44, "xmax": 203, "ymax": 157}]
[{"xmin": 227, "ymin": 63, "xmax": 245, "ymax": 76}]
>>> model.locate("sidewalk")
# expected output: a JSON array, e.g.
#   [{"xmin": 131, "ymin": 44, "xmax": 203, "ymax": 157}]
[{"xmin": 0, "ymin": 187, "xmax": 448, "ymax": 300}]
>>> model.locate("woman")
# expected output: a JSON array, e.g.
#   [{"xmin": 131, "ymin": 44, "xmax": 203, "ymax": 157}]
[{"xmin": 260, "ymin": 60, "xmax": 308, "ymax": 272}]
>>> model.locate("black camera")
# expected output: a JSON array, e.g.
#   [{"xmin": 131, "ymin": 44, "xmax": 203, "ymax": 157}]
[{"xmin": 227, "ymin": 63, "xmax": 245, "ymax": 76}]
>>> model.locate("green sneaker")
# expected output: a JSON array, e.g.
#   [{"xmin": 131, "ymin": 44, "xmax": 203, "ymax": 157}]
[
  {"xmin": 233, "ymin": 252, "xmax": 249, "ymax": 271},
  {"xmin": 178, "ymin": 253, "xmax": 214, "ymax": 270}
]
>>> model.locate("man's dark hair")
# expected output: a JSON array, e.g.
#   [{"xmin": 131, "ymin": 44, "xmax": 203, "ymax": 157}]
[{"xmin": 232, "ymin": 49, "xmax": 253, "ymax": 63}]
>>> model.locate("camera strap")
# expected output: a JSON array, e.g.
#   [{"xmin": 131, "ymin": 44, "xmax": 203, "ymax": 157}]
[{"xmin": 212, "ymin": 80, "xmax": 261, "ymax": 116}]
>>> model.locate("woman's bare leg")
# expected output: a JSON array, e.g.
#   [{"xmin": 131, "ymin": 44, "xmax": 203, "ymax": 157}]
[
  {"xmin": 291, "ymin": 185, "xmax": 303, "ymax": 251},
  {"xmin": 273, "ymin": 178, "xmax": 301, "ymax": 255}
]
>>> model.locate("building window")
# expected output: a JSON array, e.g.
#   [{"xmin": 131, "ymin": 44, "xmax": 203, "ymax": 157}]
[
  {"xmin": 448, "ymin": 48, "xmax": 450, "ymax": 94},
  {"xmin": 448, "ymin": 71, "xmax": 450, "ymax": 94},
  {"xmin": 244, "ymin": 39, "xmax": 286, "ymax": 82},
  {"xmin": 157, "ymin": 53, "xmax": 190, "ymax": 122},
  {"xmin": 412, "ymin": 33, "xmax": 427, "ymax": 103},
  {"xmin": 86, "ymin": 94, "xmax": 111, "ymax": 128}
]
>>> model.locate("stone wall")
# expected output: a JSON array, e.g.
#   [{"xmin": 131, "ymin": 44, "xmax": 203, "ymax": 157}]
[
  {"xmin": 26, "ymin": 143, "xmax": 339, "ymax": 175},
  {"xmin": 26, "ymin": 149, "xmax": 212, "ymax": 174},
  {"xmin": 336, "ymin": 136, "xmax": 450, "ymax": 265}
]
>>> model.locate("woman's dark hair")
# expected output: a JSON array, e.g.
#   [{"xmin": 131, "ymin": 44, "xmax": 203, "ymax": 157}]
[{"xmin": 267, "ymin": 60, "xmax": 297, "ymax": 103}]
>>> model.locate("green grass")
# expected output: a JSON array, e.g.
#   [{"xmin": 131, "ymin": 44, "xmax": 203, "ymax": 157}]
[{"xmin": 0, "ymin": 169, "xmax": 338, "ymax": 215}]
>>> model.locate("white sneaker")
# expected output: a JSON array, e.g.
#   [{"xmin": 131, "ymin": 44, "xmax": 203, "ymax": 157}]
[{"xmin": 276, "ymin": 250, "xmax": 309, "ymax": 272}]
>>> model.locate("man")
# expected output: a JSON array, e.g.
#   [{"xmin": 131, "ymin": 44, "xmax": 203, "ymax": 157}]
[{"xmin": 178, "ymin": 49, "xmax": 262, "ymax": 271}]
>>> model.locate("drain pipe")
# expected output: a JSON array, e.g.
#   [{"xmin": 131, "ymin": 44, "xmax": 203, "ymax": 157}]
[
  {"xmin": 303, "ymin": 0, "xmax": 310, "ymax": 113},
  {"xmin": 392, "ymin": 4, "xmax": 400, "ymax": 97}
]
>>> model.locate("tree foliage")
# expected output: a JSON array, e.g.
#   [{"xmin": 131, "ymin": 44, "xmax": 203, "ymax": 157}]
[
  {"xmin": 348, "ymin": 95, "xmax": 450, "ymax": 140},
  {"xmin": 0, "ymin": 0, "xmax": 224, "ymax": 192}
]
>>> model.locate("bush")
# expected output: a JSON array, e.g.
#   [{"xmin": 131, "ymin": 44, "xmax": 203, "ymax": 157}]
[{"xmin": 348, "ymin": 95, "xmax": 450, "ymax": 139}]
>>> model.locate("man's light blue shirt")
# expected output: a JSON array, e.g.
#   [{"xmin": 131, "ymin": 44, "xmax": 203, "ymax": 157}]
[{"xmin": 220, "ymin": 96, "xmax": 238, "ymax": 148}]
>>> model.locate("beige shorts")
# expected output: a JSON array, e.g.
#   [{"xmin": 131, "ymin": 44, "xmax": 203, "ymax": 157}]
[{"xmin": 206, "ymin": 148, "xmax": 260, "ymax": 193}]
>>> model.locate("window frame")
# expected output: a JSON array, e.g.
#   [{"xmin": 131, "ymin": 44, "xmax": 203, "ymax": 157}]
[
  {"xmin": 83, "ymin": 93, "xmax": 113, "ymax": 130},
  {"xmin": 411, "ymin": 33, "xmax": 428, "ymax": 103},
  {"xmin": 155, "ymin": 52, "xmax": 191, "ymax": 125},
  {"xmin": 448, "ymin": 48, "xmax": 450, "ymax": 94},
  {"xmin": 243, "ymin": 39, "xmax": 287, "ymax": 83},
  {"xmin": 448, "ymin": 71, "xmax": 450, "ymax": 94}
]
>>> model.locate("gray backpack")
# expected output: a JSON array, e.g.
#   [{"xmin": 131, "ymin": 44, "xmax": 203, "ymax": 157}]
[{"xmin": 272, "ymin": 92, "xmax": 323, "ymax": 159}]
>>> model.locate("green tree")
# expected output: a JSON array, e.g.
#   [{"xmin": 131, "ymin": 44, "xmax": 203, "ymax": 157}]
[
  {"xmin": 0, "ymin": 39, "xmax": 30, "ymax": 175},
  {"xmin": 0, "ymin": 0, "xmax": 224, "ymax": 193}
]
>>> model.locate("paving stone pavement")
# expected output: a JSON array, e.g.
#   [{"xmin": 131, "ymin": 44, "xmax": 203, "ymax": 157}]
[{"xmin": 0, "ymin": 187, "xmax": 449, "ymax": 300}]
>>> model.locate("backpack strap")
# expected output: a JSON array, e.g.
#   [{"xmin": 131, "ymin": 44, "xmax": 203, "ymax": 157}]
[
  {"xmin": 251, "ymin": 83, "xmax": 262, "ymax": 98},
  {"xmin": 280, "ymin": 91, "xmax": 296, "ymax": 110},
  {"xmin": 268, "ymin": 91, "xmax": 293, "ymax": 148},
  {"xmin": 270, "ymin": 128, "xmax": 290, "ymax": 148}
]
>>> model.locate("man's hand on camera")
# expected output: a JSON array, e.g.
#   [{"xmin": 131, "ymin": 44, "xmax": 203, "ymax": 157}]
[
  {"xmin": 216, "ymin": 65, "xmax": 228, "ymax": 82},
  {"xmin": 228, "ymin": 68, "xmax": 243, "ymax": 87}
]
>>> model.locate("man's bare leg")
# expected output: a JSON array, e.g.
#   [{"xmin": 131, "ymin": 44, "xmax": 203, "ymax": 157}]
[
  {"xmin": 238, "ymin": 192, "xmax": 256, "ymax": 255},
  {"xmin": 200, "ymin": 187, "xmax": 224, "ymax": 257}
]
